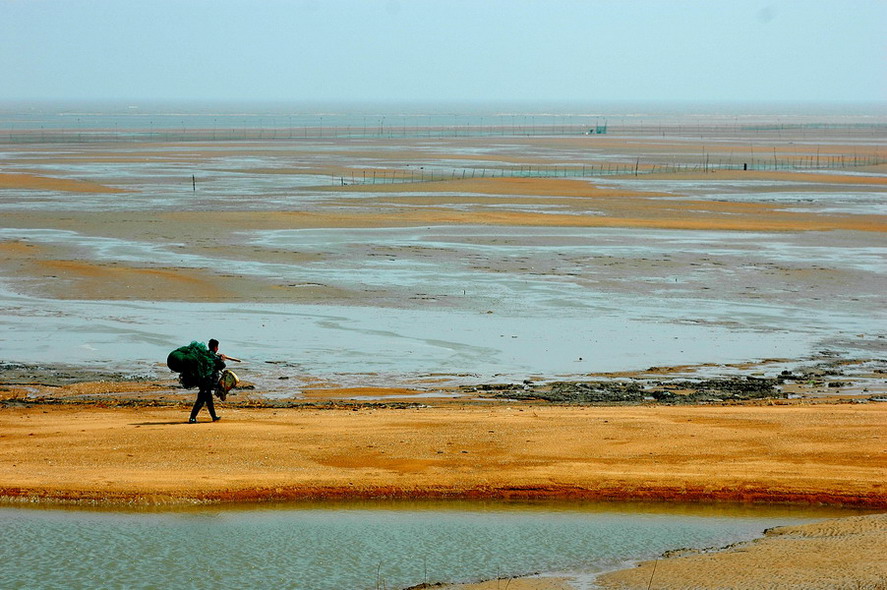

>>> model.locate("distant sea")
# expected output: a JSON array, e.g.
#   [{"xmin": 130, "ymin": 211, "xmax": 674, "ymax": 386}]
[{"xmin": 1, "ymin": 100, "xmax": 884, "ymax": 136}]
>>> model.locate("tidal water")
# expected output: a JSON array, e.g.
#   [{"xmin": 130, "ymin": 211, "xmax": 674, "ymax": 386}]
[
  {"xmin": 0, "ymin": 224, "xmax": 882, "ymax": 393},
  {"xmin": 0, "ymin": 501, "xmax": 854, "ymax": 590},
  {"xmin": 0, "ymin": 104, "xmax": 884, "ymax": 393}
]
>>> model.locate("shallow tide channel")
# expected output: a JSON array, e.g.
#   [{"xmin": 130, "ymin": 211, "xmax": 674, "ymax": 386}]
[{"xmin": 0, "ymin": 501, "xmax": 858, "ymax": 590}]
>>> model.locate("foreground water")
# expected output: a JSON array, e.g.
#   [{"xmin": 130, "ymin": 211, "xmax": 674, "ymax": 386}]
[{"xmin": 0, "ymin": 501, "xmax": 855, "ymax": 590}]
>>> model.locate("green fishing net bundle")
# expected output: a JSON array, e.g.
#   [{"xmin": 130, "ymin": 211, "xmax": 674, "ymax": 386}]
[{"xmin": 166, "ymin": 341, "xmax": 218, "ymax": 389}]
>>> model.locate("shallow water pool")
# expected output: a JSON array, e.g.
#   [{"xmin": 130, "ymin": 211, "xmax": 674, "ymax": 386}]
[{"xmin": 0, "ymin": 501, "xmax": 855, "ymax": 590}]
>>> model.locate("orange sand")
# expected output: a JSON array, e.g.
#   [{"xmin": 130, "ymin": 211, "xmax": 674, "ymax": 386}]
[
  {"xmin": 0, "ymin": 172, "xmax": 126, "ymax": 193},
  {"xmin": 0, "ymin": 402, "xmax": 883, "ymax": 506}
]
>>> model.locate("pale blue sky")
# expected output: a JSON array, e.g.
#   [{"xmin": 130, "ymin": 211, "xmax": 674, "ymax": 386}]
[{"xmin": 1, "ymin": 0, "xmax": 884, "ymax": 104}]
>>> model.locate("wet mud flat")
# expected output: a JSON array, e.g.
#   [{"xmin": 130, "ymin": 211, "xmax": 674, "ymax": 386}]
[
  {"xmin": 1, "ymin": 355, "xmax": 885, "ymax": 408},
  {"xmin": 1, "ymin": 125, "xmax": 884, "ymax": 390},
  {"xmin": 464, "ymin": 357, "xmax": 887, "ymax": 405}
]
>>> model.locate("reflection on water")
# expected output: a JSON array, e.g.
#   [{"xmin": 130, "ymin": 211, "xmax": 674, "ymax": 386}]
[{"xmin": 0, "ymin": 501, "xmax": 857, "ymax": 590}]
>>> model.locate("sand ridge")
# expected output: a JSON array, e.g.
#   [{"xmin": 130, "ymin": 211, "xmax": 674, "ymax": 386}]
[{"xmin": 0, "ymin": 402, "xmax": 884, "ymax": 507}]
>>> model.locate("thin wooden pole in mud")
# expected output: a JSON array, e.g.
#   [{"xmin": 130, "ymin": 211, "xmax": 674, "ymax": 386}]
[
  {"xmin": 192, "ymin": 175, "xmax": 196, "ymax": 192},
  {"xmin": 647, "ymin": 557, "xmax": 658, "ymax": 589}
]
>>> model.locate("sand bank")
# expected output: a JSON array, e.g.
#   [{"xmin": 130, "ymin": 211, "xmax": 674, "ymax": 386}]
[
  {"xmin": 0, "ymin": 402, "xmax": 883, "ymax": 506},
  {"xmin": 595, "ymin": 513, "xmax": 887, "ymax": 590}
]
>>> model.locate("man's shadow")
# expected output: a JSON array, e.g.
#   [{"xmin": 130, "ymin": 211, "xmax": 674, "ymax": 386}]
[{"xmin": 130, "ymin": 421, "xmax": 193, "ymax": 426}]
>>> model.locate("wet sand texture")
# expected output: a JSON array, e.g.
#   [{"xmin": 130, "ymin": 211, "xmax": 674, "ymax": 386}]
[
  {"xmin": 596, "ymin": 513, "xmax": 887, "ymax": 590},
  {"xmin": 434, "ymin": 578, "xmax": 575, "ymax": 590},
  {"xmin": 1, "ymin": 131, "xmax": 884, "ymax": 383}
]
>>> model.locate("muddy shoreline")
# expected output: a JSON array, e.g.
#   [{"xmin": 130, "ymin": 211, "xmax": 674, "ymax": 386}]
[{"xmin": 2, "ymin": 355, "xmax": 884, "ymax": 407}]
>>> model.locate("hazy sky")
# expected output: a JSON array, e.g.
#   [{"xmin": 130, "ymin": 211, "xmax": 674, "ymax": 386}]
[{"xmin": 1, "ymin": 0, "xmax": 884, "ymax": 104}]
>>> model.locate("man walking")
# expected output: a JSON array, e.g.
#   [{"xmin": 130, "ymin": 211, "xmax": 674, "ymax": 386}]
[{"xmin": 188, "ymin": 338, "xmax": 227, "ymax": 423}]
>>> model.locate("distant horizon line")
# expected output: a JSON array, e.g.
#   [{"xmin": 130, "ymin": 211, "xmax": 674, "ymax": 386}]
[
  {"xmin": 2, "ymin": 98, "xmax": 885, "ymax": 117},
  {"xmin": 3, "ymin": 97, "xmax": 886, "ymax": 106}
]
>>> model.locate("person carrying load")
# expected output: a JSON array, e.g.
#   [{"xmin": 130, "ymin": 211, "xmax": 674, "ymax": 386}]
[{"xmin": 166, "ymin": 338, "xmax": 240, "ymax": 423}]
